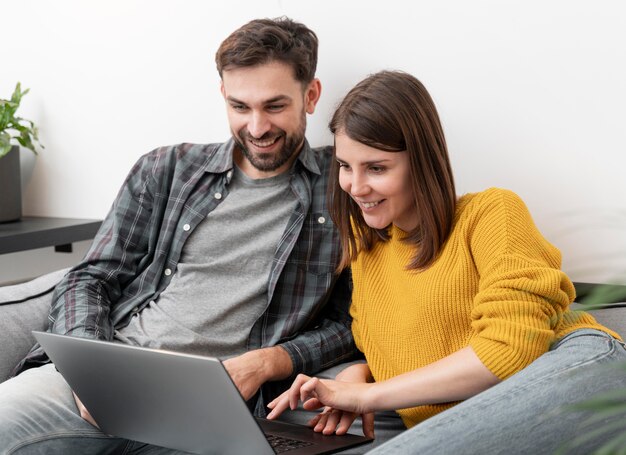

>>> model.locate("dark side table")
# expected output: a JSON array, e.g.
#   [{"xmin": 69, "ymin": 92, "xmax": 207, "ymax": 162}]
[{"xmin": 0, "ymin": 217, "xmax": 102, "ymax": 255}]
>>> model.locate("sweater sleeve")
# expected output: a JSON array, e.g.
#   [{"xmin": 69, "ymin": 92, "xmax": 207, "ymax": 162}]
[
  {"xmin": 467, "ymin": 189, "xmax": 575, "ymax": 379},
  {"xmin": 349, "ymin": 289, "xmax": 363, "ymax": 354}
]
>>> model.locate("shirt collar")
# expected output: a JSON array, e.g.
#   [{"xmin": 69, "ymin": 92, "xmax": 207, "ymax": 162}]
[
  {"xmin": 202, "ymin": 138, "xmax": 236, "ymax": 174},
  {"xmin": 296, "ymin": 139, "xmax": 321, "ymax": 175}
]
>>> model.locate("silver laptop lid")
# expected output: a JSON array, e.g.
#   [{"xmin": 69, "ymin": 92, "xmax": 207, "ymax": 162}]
[{"xmin": 33, "ymin": 331, "xmax": 273, "ymax": 455}]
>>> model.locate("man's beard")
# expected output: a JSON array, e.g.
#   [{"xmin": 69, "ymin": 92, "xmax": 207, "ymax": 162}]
[{"xmin": 234, "ymin": 112, "xmax": 306, "ymax": 173}]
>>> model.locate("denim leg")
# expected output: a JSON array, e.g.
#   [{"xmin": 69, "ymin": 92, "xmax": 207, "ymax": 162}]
[
  {"xmin": 368, "ymin": 329, "xmax": 626, "ymax": 455},
  {"xmin": 0, "ymin": 363, "xmax": 132, "ymax": 455}
]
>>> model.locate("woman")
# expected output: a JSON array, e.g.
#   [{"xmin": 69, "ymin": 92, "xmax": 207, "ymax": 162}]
[{"xmin": 267, "ymin": 70, "xmax": 626, "ymax": 453}]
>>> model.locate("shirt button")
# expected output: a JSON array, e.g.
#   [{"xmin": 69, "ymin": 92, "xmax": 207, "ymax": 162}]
[
  {"xmin": 164, "ymin": 268, "xmax": 172, "ymax": 276},
  {"xmin": 183, "ymin": 224, "xmax": 190, "ymax": 231},
  {"xmin": 226, "ymin": 170, "xmax": 233, "ymax": 179},
  {"xmin": 318, "ymin": 216, "xmax": 326, "ymax": 224},
  {"xmin": 214, "ymin": 192, "xmax": 222, "ymax": 200}
]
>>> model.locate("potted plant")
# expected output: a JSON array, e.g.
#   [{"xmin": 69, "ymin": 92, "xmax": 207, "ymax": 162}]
[{"xmin": 0, "ymin": 82, "xmax": 44, "ymax": 223}]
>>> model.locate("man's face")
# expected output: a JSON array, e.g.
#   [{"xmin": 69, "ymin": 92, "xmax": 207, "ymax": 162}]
[{"xmin": 221, "ymin": 61, "xmax": 321, "ymax": 178}]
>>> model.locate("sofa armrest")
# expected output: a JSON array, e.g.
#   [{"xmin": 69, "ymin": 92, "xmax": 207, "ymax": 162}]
[{"xmin": 0, "ymin": 268, "xmax": 70, "ymax": 383}]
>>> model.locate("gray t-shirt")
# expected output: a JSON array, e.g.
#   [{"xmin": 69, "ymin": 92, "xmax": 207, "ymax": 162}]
[{"xmin": 116, "ymin": 165, "xmax": 297, "ymax": 358}]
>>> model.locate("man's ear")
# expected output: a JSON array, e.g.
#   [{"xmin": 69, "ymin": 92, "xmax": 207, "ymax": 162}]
[
  {"xmin": 220, "ymin": 81, "xmax": 226, "ymax": 99},
  {"xmin": 304, "ymin": 78, "xmax": 322, "ymax": 114}
]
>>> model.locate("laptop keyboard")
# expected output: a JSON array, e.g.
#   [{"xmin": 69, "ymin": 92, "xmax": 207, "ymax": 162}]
[{"xmin": 266, "ymin": 433, "xmax": 314, "ymax": 453}]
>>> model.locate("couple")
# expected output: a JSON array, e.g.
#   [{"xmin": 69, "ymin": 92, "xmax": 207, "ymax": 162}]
[{"xmin": 1, "ymin": 16, "xmax": 625, "ymax": 455}]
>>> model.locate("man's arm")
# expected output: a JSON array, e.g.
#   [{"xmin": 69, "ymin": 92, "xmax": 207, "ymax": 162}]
[
  {"xmin": 277, "ymin": 268, "xmax": 356, "ymax": 377},
  {"xmin": 48, "ymin": 152, "xmax": 159, "ymax": 340}
]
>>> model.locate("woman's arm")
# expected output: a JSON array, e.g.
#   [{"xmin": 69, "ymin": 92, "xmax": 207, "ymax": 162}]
[
  {"xmin": 367, "ymin": 346, "xmax": 499, "ymax": 411},
  {"xmin": 268, "ymin": 346, "xmax": 499, "ymax": 424}
]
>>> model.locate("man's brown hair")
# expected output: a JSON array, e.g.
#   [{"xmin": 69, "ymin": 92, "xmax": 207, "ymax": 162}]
[
  {"xmin": 328, "ymin": 70, "xmax": 456, "ymax": 271},
  {"xmin": 215, "ymin": 16, "xmax": 318, "ymax": 85}
]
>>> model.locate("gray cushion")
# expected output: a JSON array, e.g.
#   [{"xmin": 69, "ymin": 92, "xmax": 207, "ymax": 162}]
[
  {"xmin": 0, "ymin": 268, "xmax": 69, "ymax": 383},
  {"xmin": 570, "ymin": 302, "xmax": 626, "ymax": 339}
]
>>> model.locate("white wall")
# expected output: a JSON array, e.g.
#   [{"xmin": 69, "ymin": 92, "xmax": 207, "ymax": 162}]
[{"xmin": 2, "ymin": 0, "xmax": 625, "ymax": 284}]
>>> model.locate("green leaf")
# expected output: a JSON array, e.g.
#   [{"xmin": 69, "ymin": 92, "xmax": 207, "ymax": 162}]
[
  {"xmin": 576, "ymin": 402, "xmax": 626, "ymax": 430},
  {"xmin": 570, "ymin": 398, "xmax": 626, "ymax": 411},
  {"xmin": 556, "ymin": 419, "xmax": 626, "ymax": 454},
  {"xmin": 0, "ymin": 81, "xmax": 43, "ymax": 155},
  {"xmin": 572, "ymin": 384, "xmax": 626, "ymax": 408},
  {"xmin": 0, "ymin": 142, "xmax": 11, "ymax": 158},
  {"xmin": 594, "ymin": 431, "xmax": 626, "ymax": 455},
  {"xmin": 580, "ymin": 283, "xmax": 626, "ymax": 306},
  {"xmin": 558, "ymin": 377, "xmax": 626, "ymax": 453},
  {"xmin": 10, "ymin": 82, "xmax": 26, "ymax": 104},
  {"xmin": 0, "ymin": 100, "xmax": 18, "ymax": 108},
  {"xmin": 17, "ymin": 129, "xmax": 36, "ymax": 154}
]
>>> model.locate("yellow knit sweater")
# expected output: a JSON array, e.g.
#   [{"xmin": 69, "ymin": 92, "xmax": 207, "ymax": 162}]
[{"xmin": 350, "ymin": 188, "xmax": 617, "ymax": 428}]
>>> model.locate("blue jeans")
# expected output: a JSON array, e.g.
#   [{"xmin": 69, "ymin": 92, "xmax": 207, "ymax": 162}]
[
  {"xmin": 0, "ymin": 364, "xmax": 189, "ymax": 454},
  {"xmin": 369, "ymin": 329, "xmax": 626, "ymax": 455}
]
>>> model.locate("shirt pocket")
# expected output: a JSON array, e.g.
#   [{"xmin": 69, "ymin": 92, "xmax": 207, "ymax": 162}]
[{"xmin": 289, "ymin": 211, "xmax": 339, "ymax": 276}]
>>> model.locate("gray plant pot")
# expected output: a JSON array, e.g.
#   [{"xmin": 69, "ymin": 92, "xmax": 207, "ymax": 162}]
[{"xmin": 0, "ymin": 145, "xmax": 22, "ymax": 223}]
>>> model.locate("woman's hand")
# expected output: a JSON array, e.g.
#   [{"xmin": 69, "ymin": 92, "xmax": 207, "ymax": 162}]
[
  {"xmin": 266, "ymin": 368, "xmax": 376, "ymax": 438},
  {"xmin": 322, "ymin": 363, "xmax": 375, "ymax": 437}
]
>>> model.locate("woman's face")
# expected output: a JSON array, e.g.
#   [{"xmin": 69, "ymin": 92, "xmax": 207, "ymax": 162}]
[{"xmin": 335, "ymin": 133, "xmax": 418, "ymax": 232}]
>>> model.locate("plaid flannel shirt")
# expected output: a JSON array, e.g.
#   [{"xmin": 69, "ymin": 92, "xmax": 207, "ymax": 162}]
[{"xmin": 17, "ymin": 139, "xmax": 355, "ymax": 405}]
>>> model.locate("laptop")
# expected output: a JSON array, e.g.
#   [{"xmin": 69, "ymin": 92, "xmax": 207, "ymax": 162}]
[{"xmin": 33, "ymin": 331, "xmax": 372, "ymax": 455}]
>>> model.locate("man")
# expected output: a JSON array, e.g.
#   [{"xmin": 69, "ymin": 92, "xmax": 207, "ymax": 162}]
[{"xmin": 0, "ymin": 17, "xmax": 355, "ymax": 453}]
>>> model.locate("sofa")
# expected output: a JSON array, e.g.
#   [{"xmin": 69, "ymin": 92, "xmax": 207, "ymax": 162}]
[
  {"xmin": 3, "ymin": 269, "xmax": 626, "ymax": 384},
  {"xmin": 0, "ymin": 268, "xmax": 70, "ymax": 382},
  {"xmin": 1, "ymin": 268, "xmax": 626, "ymax": 451}
]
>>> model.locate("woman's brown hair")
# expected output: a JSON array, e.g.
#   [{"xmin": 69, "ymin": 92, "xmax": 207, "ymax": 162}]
[{"xmin": 328, "ymin": 70, "xmax": 456, "ymax": 270}]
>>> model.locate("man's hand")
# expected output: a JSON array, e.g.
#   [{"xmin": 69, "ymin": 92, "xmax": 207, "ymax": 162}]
[
  {"xmin": 223, "ymin": 346, "xmax": 293, "ymax": 401},
  {"xmin": 73, "ymin": 391, "xmax": 99, "ymax": 428}
]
